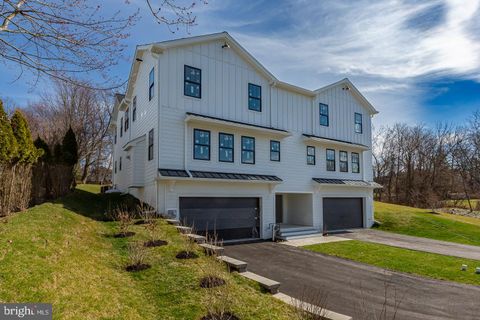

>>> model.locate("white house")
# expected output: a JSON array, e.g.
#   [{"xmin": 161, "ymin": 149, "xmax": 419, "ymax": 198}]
[{"xmin": 110, "ymin": 32, "xmax": 381, "ymax": 241}]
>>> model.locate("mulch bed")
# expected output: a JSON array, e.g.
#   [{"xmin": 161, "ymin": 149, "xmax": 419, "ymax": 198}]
[
  {"xmin": 125, "ymin": 263, "xmax": 151, "ymax": 272},
  {"xmin": 200, "ymin": 312, "xmax": 239, "ymax": 320},
  {"xmin": 144, "ymin": 240, "xmax": 168, "ymax": 247},
  {"xmin": 175, "ymin": 251, "xmax": 198, "ymax": 259},
  {"xmin": 199, "ymin": 276, "xmax": 226, "ymax": 288},
  {"xmin": 113, "ymin": 231, "xmax": 136, "ymax": 238}
]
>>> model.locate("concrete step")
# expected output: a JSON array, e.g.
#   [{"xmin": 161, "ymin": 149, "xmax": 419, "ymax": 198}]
[
  {"xmin": 175, "ymin": 226, "xmax": 192, "ymax": 234},
  {"xmin": 199, "ymin": 243, "xmax": 224, "ymax": 255},
  {"xmin": 240, "ymin": 271, "xmax": 280, "ymax": 294},
  {"xmin": 279, "ymin": 226, "xmax": 317, "ymax": 233},
  {"xmin": 165, "ymin": 219, "xmax": 180, "ymax": 225},
  {"xmin": 277, "ymin": 230, "xmax": 322, "ymax": 240},
  {"xmin": 217, "ymin": 255, "xmax": 248, "ymax": 273},
  {"xmin": 186, "ymin": 233, "xmax": 206, "ymax": 243}
]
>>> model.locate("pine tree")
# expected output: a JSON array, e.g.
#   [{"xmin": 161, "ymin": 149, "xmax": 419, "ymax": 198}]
[
  {"xmin": 53, "ymin": 143, "xmax": 63, "ymax": 163},
  {"xmin": 10, "ymin": 109, "xmax": 39, "ymax": 164},
  {"xmin": 0, "ymin": 100, "xmax": 18, "ymax": 164},
  {"xmin": 61, "ymin": 127, "xmax": 78, "ymax": 166},
  {"xmin": 34, "ymin": 137, "xmax": 51, "ymax": 162}
]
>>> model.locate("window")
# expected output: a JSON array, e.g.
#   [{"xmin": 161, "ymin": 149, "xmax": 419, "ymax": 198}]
[
  {"xmin": 340, "ymin": 151, "xmax": 348, "ymax": 172},
  {"xmin": 219, "ymin": 133, "xmax": 234, "ymax": 162},
  {"xmin": 184, "ymin": 65, "xmax": 201, "ymax": 98},
  {"xmin": 132, "ymin": 96, "xmax": 137, "ymax": 122},
  {"xmin": 307, "ymin": 146, "xmax": 315, "ymax": 165},
  {"xmin": 148, "ymin": 129, "xmax": 154, "ymax": 161},
  {"xmin": 355, "ymin": 113, "xmax": 363, "ymax": 133},
  {"xmin": 120, "ymin": 118, "xmax": 123, "ymax": 137},
  {"xmin": 119, "ymin": 156, "xmax": 122, "ymax": 171},
  {"xmin": 319, "ymin": 103, "xmax": 329, "ymax": 126},
  {"xmin": 326, "ymin": 149, "xmax": 335, "ymax": 171},
  {"xmin": 241, "ymin": 136, "xmax": 255, "ymax": 164},
  {"xmin": 125, "ymin": 108, "xmax": 129, "ymax": 132},
  {"xmin": 114, "ymin": 132, "xmax": 117, "ymax": 144},
  {"xmin": 248, "ymin": 83, "xmax": 262, "ymax": 112},
  {"xmin": 352, "ymin": 152, "xmax": 360, "ymax": 173},
  {"xmin": 149, "ymin": 68, "xmax": 154, "ymax": 101},
  {"xmin": 193, "ymin": 129, "xmax": 210, "ymax": 160},
  {"xmin": 114, "ymin": 161, "xmax": 117, "ymax": 174},
  {"xmin": 270, "ymin": 140, "xmax": 280, "ymax": 161}
]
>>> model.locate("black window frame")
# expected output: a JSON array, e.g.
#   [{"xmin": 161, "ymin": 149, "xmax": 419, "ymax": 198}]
[
  {"xmin": 119, "ymin": 156, "xmax": 122, "ymax": 171},
  {"xmin": 218, "ymin": 132, "xmax": 234, "ymax": 163},
  {"xmin": 248, "ymin": 83, "xmax": 262, "ymax": 112},
  {"xmin": 319, "ymin": 103, "xmax": 329, "ymax": 126},
  {"xmin": 148, "ymin": 129, "xmax": 154, "ymax": 161},
  {"xmin": 149, "ymin": 67, "xmax": 155, "ymax": 101},
  {"xmin": 339, "ymin": 150, "xmax": 348, "ymax": 172},
  {"xmin": 326, "ymin": 149, "xmax": 336, "ymax": 171},
  {"xmin": 125, "ymin": 107, "xmax": 129, "ymax": 132},
  {"xmin": 184, "ymin": 65, "xmax": 202, "ymax": 99},
  {"xmin": 114, "ymin": 160, "xmax": 117, "ymax": 174},
  {"xmin": 241, "ymin": 136, "xmax": 255, "ymax": 164},
  {"xmin": 270, "ymin": 140, "xmax": 280, "ymax": 162},
  {"xmin": 120, "ymin": 118, "xmax": 123, "ymax": 137},
  {"xmin": 193, "ymin": 129, "xmax": 210, "ymax": 160},
  {"xmin": 355, "ymin": 112, "xmax": 363, "ymax": 134},
  {"xmin": 132, "ymin": 96, "xmax": 137, "ymax": 122},
  {"xmin": 114, "ymin": 131, "xmax": 117, "ymax": 144},
  {"xmin": 307, "ymin": 146, "xmax": 315, "ymax": 165},
  {"xmin": 352, "ymin": 152, "xmax": 360, "ymax": 173}
]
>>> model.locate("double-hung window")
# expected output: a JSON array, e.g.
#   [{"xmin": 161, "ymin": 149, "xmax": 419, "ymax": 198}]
[
  {"xmin": 270, "ymin": 140, "xmax": 280, "ymax": 161},
  {"xmin": 248, "ymin": 83, "xmax": 261, "ymax": 112},
  {"xmin": 241, "ymin": 136, "xmax": 255, "ymax": 164},
  {"xmin": 132, "ymin": 96, "xmax": 137, "ymax": 122},
  {"xmin": 184, "ymin": 65, "xmax": 201, "ymax": 98},
  {"xmin": 339, "ymin": 151, "xmax": 348, "ymax": 172},
  {"xmin": 120, "ymin": 118, "xmax": 123, "ymax": 137},
  {"xmin": 114, "ymin": 132, "xmax": 117, "ymax": 144},
  {"xmin": 148, "ymin": 129, "xmax": 154, "ymax": 161},
  {"xmin": 193, "ymin": 129, "xmax": 210, "ymax": 160},
  {"xmin": 320, "ymin": 103, "xmax": 329, "ymax": 126},
  {"xmin": 352, "ymin": 152, "xmax": 360, "ymax": 173},
  {"xmin": 114, "ymin": 161, "xmax": 117, "ymax": 174},
  {"xmin": 119, "ymin": 156, "xmax": 122, "ymax": 171},
  {"xmin": 355, "ymin": 113, "xmax": 363, "ymax": 133},
  {"xmin": 125, "ymin": 108, "xmax": 129, "ymax": 132},
  {"xmin": 307, "ymin": 146, "xmax": 315, "ymax": 165},
  {"xmin": 326, "ymin": 149, "xmax": 336, "ymax": 171},
  {"xmin": 219, "ymin": 133, "xmax": 234, "ymax": 162},
  {"xmin": 149, "ymin": 68, "xmax": 154, "ymax": 101}
]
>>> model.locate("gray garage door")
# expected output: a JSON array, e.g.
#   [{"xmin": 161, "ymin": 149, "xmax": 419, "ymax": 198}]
[
  {"xmin": 179, "ymin": 197, "xmax": 260, "ymax": 241},
  {"xmin": 323, "ymin": 198, "xmax": 363, "ymax": 231}
]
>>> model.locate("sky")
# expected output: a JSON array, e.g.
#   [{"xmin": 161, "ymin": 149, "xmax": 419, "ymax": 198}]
[{"xmin": 1, "ymin": 0, "xmax": 480, "ymax": 128}]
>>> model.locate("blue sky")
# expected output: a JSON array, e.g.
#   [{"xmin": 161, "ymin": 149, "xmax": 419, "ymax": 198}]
[{"xmin": 1, "ymin": 0, "xmax": 480, "ymax": 128}]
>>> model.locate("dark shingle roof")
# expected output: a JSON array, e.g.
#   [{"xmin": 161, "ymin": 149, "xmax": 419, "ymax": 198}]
[
  {"xmin": 190, "ymin": 170, "xmax": 282, "ymax": 182},
  {"xmin": 303, "ymin": 134, "xmax": 369, "ymax": 148},
  {"xmin": 159, "ymin": 169, "xmax": 190, "ymax": 177},
  {"xmin": 313, "ymin": 178, "xmax": 382, "ymax": 188}
]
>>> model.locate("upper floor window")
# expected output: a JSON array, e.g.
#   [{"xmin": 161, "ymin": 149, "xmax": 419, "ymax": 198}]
[
  {"xmin": 307, "ymin": 146, "xmax": 315, "ymax": 165},
  {"xmin": 193, "ymin": 129, "xmax": 210, "ymax": 160},
  {"xmin": 114, "ymin": 132, "xmax": 117, "ymax": 144},
  {"xmin": 119, "ymin": 156, "xmax": 122, "ymax": 171},
  {"xmin": 184, "ymin": 65, "xmax": 201, "ymax": 98},
  {"xmin": 219, "ymin": 133, "xmax": 234, "ymax": 163},
  {"xmin": 114, "ymin": 161, "xmax": 117, "ymax": 174},
  {"xmin": 120, "ymin": 118, "xmax": 123, "ymax": 137},
  {"xmin": 241, "ymin": 136, "xmax": 255, "ymax": 164},
  {"xmin": 352, "ymin": 152, "xmax": 360, "ymax": 173},
  {"xmin": 149, "ymin": 68, "xmax": 155, "ymax": 101},
  {"xmin": 125, "ymin": 108, "xmax": 129, "ymax": 132},
  {"xmin": 319, "ymin": 103, "xmax": 329, "ymax": 126},
  {"xmin": 326, "ymin": 149, "xmax": 336, "ymax": 171},
  {"xmin": 248, "ymin": 83, "xmax": 261, "ymax": 112},
  {"xmin": 270, "ymin": 140, "xmax": 280, "ymax": 161},
  {"xmin": 355, "ymin": 113, "xmax": 363, "ymax": 133},
  {"xmin": 148, "ymin": 129, "xmax": 154, "ymax": 161},
  {"xmin": 339, "ymin": 151, "xmax": 348, "ymax": 172},
  {"xmin": 132, "ymin": 96, "xmax": 137, "ymax": 122}
]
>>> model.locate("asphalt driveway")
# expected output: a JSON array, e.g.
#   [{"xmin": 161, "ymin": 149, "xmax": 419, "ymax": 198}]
[
  {"xmin": 337, "ymin": 229, "xmax": 480, "ymax": 260},
  {"xmin": 225, "ymin": 242, "xmax": 480, "ymax": 320}
]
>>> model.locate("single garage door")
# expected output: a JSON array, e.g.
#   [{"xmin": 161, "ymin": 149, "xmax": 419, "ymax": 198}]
[
  {"xmin": 323, "ymin": 198, "xmax": 363, "ymax": 231},
  {"xmin": 179, "ymin": 197, "xmax": 260, "ymax": 241}
]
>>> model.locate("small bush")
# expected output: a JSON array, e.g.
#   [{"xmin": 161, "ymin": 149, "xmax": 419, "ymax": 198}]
[
  {"xmin": 125, "ymin": 241, "xmax": 150, "ymax": 272},
  {"xmin": 111, "ymin": 205, "xmax": 134, "ymax": 237},
  {"xmin": 291, "ymin": 286, "xmax": 329, "ymax": 320}
]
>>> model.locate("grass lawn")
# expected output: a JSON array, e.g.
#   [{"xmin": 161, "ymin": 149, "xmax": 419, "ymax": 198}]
[
  {"xmin": 0, "ymin": 185, "xmax": 295, "ymax": 320},
  {"xmin": 374, "ymin": 201, "xmax": 480, "ymax": 246},
  {"xmin": 444, "ymin": 199, "xmax": 480, "ymax": 210},
  {"xmin": 304, "ymin": 240, "xmax": 480, "ymax": 286}
]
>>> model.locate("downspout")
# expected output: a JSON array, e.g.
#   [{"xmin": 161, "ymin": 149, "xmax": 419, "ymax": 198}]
[{"xmin": 184, "ymin": 122, "xmax": 188, "ymax": 171}]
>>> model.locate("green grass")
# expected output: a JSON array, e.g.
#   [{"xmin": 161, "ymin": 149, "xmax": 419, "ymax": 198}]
[
  {"xmin": 0, "ymin": 184, "xmax": 295, "ymax": 320},
  {"xmin": 374, "ymin": 201, "xmax": 480, "ymax": 246},
  {"xmin": 444, "ymin": 199, "xmax": 480, "ymax": 210},
  {"xmin": 304, "ymin": 240, "xmax": 480, "ymax": 286}
]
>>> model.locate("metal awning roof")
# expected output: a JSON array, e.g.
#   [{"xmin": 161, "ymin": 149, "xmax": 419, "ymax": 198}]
[
  {"xmin": 313, "ymin": 178, "xmax": 382, "ymax": 188},
  {"xmin": 303, "ymin": 134, "xmax": 369, "ymax": 150},
  {"xmin": 158, "ymin": 168, "xmax": 282, "ymax": 183},
  {"xmin": 159, "ymin": 169, "xmax": 190, "ymax": 178}
]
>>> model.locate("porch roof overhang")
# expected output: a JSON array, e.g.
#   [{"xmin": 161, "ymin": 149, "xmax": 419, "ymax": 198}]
[
  {"xmin": 122, "ymin": 134, "xmax": 146, "ymax": 151},
  {"xmin": 313, "ymin": 178, "xmax": 382, "ymax": 189},
  {"xmin": 158, "ymin": 168, "xmax": 282, "ymax": 184},
  {"xmin": 185, "ymin": 112, "xmax": 291, "ymax": 138},
  {"xmin": 303, "ymin": 134, "xmax": 369, "ymax": 151}
]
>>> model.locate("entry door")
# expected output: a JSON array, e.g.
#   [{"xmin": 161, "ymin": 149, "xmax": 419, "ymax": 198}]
[
  {"xmin": 323, "ymin": 198, "xmax": 363, "ymax": 231},
  {"xmin": 275, "ymin": 194, "xmax": 283, "ymax": 223}
]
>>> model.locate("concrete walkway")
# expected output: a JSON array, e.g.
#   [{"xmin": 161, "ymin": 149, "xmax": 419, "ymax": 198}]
[{"xmin": 337, "ymin": 229, "xmax": 480, "ymax": 260}]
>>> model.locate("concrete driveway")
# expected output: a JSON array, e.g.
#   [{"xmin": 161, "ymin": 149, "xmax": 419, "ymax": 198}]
[
  {"xmin": 337, "ymin": 229, "xmax": 480, "ymax": 260},
  {"xmin": 225, "ymin": 242, "xmax": 480, "ymax": 320}
]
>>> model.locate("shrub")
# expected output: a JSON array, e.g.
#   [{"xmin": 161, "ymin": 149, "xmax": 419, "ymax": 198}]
[
  {"xmin": 61, "ymin": 127, "xmax": 78, "ymax": 166},
  {"xmin": 10, "ymin": 110, "xmax": 41, "ymax": 164},
  {"xmin": 34, "ymin": 137, "xmax": 52, "ymax": 163},
  {"xmin": 111, "ymin": 205, "xmax": 134, "ymax": 237},
  {"xmin": 0, "ymin": 100, "xmax": 17, "ymax": 164}
]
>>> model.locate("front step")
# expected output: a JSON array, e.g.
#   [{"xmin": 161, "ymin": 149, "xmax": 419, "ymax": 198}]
[{"xmin": 277, "ymin": 229, "xmax": 322, "ymax": 241}]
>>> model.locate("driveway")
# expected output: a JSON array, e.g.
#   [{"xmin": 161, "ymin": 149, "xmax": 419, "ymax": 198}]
[
  {"xmin": 337, "ymin": 229, "xmax": 480, "ymax": 260},
  {"xmin": 225, "ymin": 242, "xmax": 480, "ymax": 320}
]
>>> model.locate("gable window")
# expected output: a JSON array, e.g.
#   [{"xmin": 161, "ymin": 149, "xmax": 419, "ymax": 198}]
[
  {"xmin": 132, "ymin": 96, "xmax": 137, "ymax": 122},
  {"xmin": 319, "ymin": 103, "xmax": 329, "ymax": 126},
  {"xmin": 184, "ymin": 65, "xmax": 201, "ymax": 98},
  {"xmin": 270, "ymin": 140, "xmax": 280, "ymax": 161},
  {"xmin": 149, "ymin": 68, "xmax": 155, "ymax": 101},
  {"xmin": 119, "ymin": 156, "xmax": 122, "ymax": 171},
  {"xmin": 326, "ymin": 149, "xmax": 336, "ymax": 171},
  {"xmin": 241, "ymin": 136, "xmax": 255, "ymax": 164},
  {"xmin": 248, "ymin": 83, "xmax": 262, "ymax": 112},
  {"xmin": 148, "ymin": 129, "xmax": 154, "ymax": 161},
  {"xmin": 125, "ymin": 108, "xmax": 129, "ymax": 132},
  {"xmin": 193, "ymin": 129, "xmax": 210, "ymax": 160},
  {"xmin": 219, "ymin": 133, "xmax": 234, "ymax": 162},
  {"xmin": 355, "ymin": 112, "xmax": 363, "ymax": 133},
  {"xmin": 352, "ymin": 152, "xmax": 360, "ymax": 173},
  {"xmin": 307, "ymin": 146, "xmax": 315, "ymax": 165},
  {"xmin": 120, "ymin": 118, "xmax": 123, "ymax": 137},
  {"xmin": 114, "ymin": 161, "xmax": 117, "ymax": 174},
  {"xmin": 339, "ymin": 151, "xmax": 348, "ymax": 172}
]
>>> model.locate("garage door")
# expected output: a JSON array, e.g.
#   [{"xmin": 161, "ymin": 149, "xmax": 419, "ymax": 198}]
[
  {"xmin": 179, "ymin": 197, "xmax": 260, "ymax": 241},
  {"xmin": 323, "ymin": 198, "xmax": 363, "ymax": 231}
]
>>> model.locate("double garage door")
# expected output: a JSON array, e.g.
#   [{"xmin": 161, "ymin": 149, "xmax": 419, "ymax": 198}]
[
  {"xmin": 323, "ymin": 198, "xmax": 364, "ymax": 231},
  {"xmin": 179, "ymin": 197, "xmax": 260, "ymax": 241}
]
